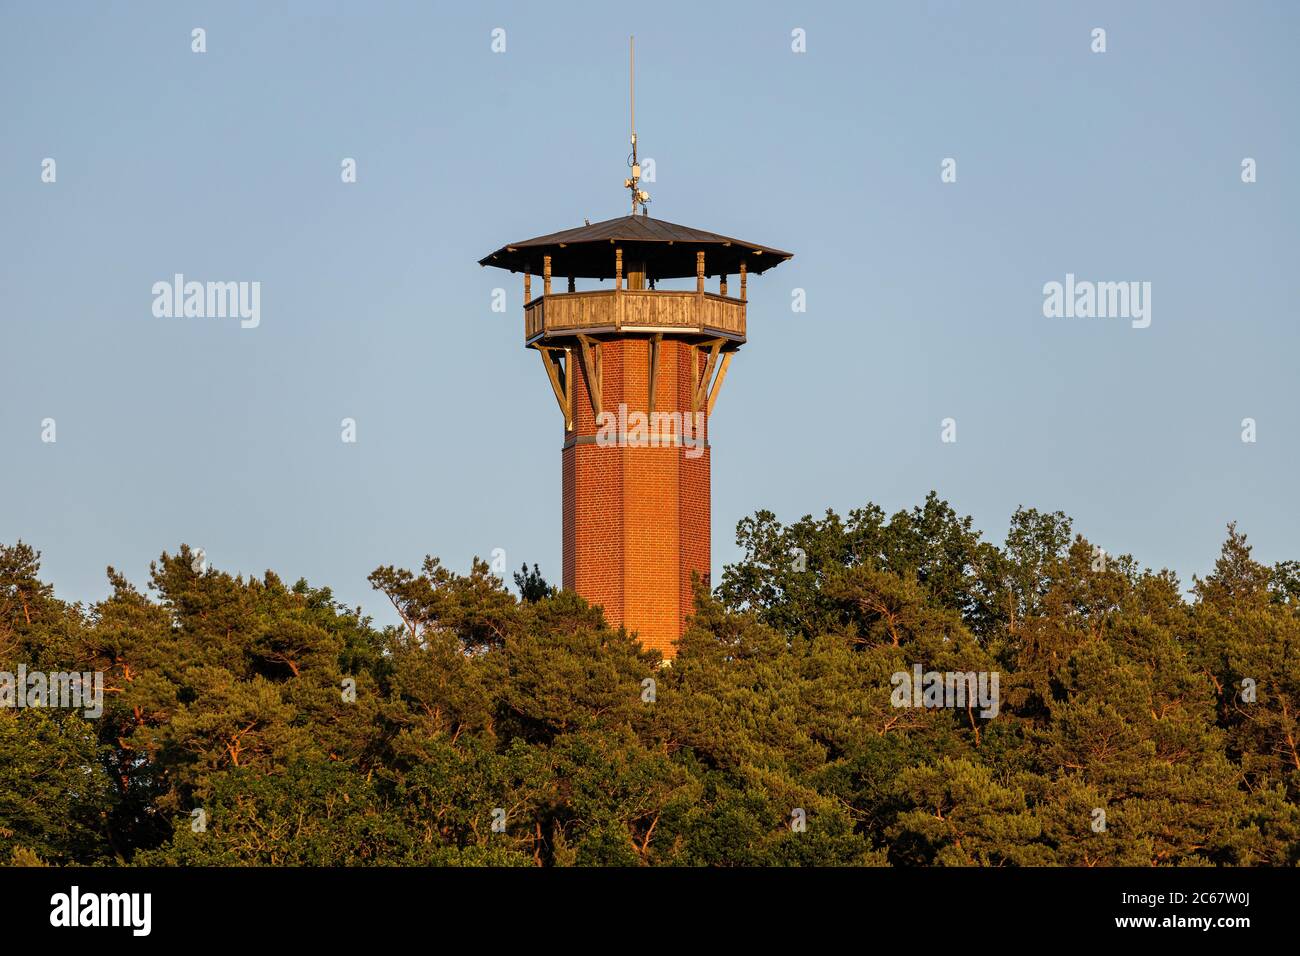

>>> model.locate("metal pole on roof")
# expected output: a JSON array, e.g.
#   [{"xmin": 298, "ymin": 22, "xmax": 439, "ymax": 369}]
[
  {"xmin": 630, "ymin": 36, "xmax": 637, "ymax": 216},
  {"xmin": 625, "ymin": 37, "xmax": 649, "ymax": 217}
]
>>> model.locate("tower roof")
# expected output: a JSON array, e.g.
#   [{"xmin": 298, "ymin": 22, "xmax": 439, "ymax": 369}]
[{"xmin": 478, "ymin": 214, "xmax": 792, "ymax": 280}]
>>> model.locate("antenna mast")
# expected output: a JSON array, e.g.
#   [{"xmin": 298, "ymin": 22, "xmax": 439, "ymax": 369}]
[{"xmin": 624, "ymin": 36, "xmax": 650, "ymax": 216}]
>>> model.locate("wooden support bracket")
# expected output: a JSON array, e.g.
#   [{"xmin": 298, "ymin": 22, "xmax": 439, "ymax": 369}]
[
  {"xmin": 576, "ymin": 334, "xmax": 603, "ymax": 418},
  {"xmin": 707, "ymin": 351, "xmax": 734, "ymax": 417},
  {"xmin": 563, "ymin": 347, "xmax": 573, "ymax": 430},
  {"xmin": 536, "ymin": 346, "xmax": 572, "ymax": 430},
  {"xmin": 647, "ymin": 333, "xmax": 662, "ymax": 414},
  {"xmin": 692, "ymin": 338, "xmax": 724, "ymax": 414}
]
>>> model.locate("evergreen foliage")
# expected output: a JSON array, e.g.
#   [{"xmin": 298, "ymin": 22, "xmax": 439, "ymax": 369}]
[{"xmin": 2, "ymin": 495, "xmax": 1297, "ymax": 866}]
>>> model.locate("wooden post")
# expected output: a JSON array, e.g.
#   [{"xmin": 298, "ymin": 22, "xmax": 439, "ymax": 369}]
[
  {"xmin": 720, "ymin": 273, "xmax": 728, "ymax": 296},
  {"xmin": 543, "ymin": 255, "xmax": 552, "ymax": 296},
  {"xmin": 567, "ymin": 275, "xmax": 575, "ymax": 293},
  {"xmin": 695, "ymin": 251, "xmax": 706, "ymax": 331},
  {"xmin": 615, "ymin": 248, "xmax": 625, "ymax": 329},
  {"xmin": 524, "ymin": 271, "xmax": 531, "ymax": 303},
  {"xmin": 739, "ymin": 260, "xmax": 747, "ymax": 302}
]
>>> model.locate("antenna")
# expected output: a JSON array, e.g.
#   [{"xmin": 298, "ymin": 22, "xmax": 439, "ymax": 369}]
[{"xmin": 624, "ymin": 36, "xmax": 650, "ymax": 216}]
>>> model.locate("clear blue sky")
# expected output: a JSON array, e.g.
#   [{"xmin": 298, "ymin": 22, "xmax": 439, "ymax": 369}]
[{"xmin": 2, "ymin": 1, "xmax": 1296, "ymax": 624}]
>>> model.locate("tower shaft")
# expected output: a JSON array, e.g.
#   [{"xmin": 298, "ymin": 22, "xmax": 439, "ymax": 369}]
[{"xmin": 562, "ymin": 338, "xmax": 710, "ymax": 655}]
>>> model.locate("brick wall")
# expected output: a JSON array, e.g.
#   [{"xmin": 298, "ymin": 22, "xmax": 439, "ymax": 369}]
[{"xmin": 560, "ymin": 337, "xmax": 711, "ymax": 656}]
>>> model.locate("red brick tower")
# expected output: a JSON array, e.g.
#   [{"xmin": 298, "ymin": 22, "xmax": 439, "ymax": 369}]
[{"xmin": 478, "ymin": 46, "xmax": 791, "ymax": 655}]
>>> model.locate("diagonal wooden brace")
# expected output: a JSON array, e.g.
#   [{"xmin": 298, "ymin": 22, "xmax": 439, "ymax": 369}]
[
  {"xmin": 692, "ymin": 338, "xmax": 724, "ymax": 414},
  {"xmin": 536, "ymin": 346, "xmax": 572, "ymax": 431},
  {"xmin": 576, "ymin": 334, "xmax": 603, "ymax": 418},
  {"xmin": 647, "ymin": 333, "xmax": 662, "ymax": 414}
]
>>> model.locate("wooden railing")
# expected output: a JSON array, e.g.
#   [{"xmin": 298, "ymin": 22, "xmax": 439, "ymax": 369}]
[{"xmin": 524, "ymin": 289, "xmax": 745, "ymax": 343}]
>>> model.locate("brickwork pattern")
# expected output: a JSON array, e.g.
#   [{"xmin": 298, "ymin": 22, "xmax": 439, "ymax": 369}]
[{"xmin": 560, "ymin": 337, "xmax": 711, "ymax": 656}]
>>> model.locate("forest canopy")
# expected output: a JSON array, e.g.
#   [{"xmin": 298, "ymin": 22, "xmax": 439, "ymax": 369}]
[{"xmin": 2, "ymin": 492, "xmax": 1298, "ymax": 867}]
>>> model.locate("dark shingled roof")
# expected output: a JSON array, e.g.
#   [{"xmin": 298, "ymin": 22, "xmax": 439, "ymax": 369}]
[{"xmin": 478, "ymin": 214, "xmax": 792, "ymax": 280}]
